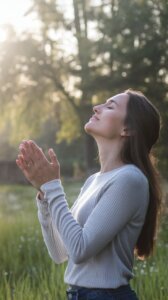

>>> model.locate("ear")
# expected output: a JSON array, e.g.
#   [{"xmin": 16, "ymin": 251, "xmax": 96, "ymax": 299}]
[{"xmin": 120, "ymin": 128, "xmax": 131, "ymax": 137}]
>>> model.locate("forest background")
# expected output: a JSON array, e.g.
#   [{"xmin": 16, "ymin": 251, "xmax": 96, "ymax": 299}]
[{"xmin": 0, "ymin": 0, "xmax": 167, "ymax": 178}]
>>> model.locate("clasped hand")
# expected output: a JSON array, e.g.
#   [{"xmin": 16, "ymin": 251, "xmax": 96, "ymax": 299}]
[{"xmin": 16, "ymin": 140, "xmax": 60, "ymax": 190}]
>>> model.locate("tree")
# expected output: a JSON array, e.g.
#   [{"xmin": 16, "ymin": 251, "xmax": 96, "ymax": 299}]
[
  {"xmin": 88, "ymin": 0, "xmax": 168, "ymax": 174},
  {"xmin": 0, "ymin": 0, "xmax": 167, "ymax": 175}
]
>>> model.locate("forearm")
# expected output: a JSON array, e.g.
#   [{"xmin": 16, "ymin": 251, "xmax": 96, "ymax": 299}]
[{"xmin": 37, "ymin": 196, "xmax": 68, "ymax": 264}]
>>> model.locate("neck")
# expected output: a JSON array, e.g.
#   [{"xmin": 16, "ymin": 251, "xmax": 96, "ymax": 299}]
[{"xmin": 96, "ymin": 138, "xmax": 125, "ymax": 173}]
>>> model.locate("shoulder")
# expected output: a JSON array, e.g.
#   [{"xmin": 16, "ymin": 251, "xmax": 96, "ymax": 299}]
[
  {"xmin": 105, "ymin": 165, "xmax": 149, "ymax": 210},
  {"xmin": 114, "ymin": 164, "xmax": 148, "ymax": 184},
  {"xmin": 103, "ymin": 165, "xmax": 149, "ymax": 197}
]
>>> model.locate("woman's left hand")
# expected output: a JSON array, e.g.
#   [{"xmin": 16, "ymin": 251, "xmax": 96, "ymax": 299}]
[{"xmin": 16, "ymin": 140, "xmax": 60, "ymax": 190}]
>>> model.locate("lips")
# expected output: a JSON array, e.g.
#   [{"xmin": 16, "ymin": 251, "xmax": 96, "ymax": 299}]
[{"xmin": 90, "ymin": 115, "xmax": 99, "ymax": 121}]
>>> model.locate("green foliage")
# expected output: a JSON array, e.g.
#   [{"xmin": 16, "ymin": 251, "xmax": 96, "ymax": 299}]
[
  {"xmin": 0, "ymin": 0, "xmax": 167, "ymax": 172},
  {"xmin": 56, "ymin": 100, "xmax": 81, "ymax": 144},
  {"xmin": 0, "ymin": 183, "xmax": 82, "ymax": 300}
]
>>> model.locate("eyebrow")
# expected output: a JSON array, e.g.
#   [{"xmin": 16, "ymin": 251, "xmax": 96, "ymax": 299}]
[{"xmin": 105, "ymin": 99, "xmax": 118, "ymax": 105}]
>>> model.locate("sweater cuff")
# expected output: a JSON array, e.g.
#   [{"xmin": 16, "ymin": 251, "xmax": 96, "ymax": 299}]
[
  {"xmin": 36, "ymin": 193, "xmax": 49, "ymax": 216},
  {"xmin": 40, "ymin": 179, "xmax": 65, "ymax": 205}
]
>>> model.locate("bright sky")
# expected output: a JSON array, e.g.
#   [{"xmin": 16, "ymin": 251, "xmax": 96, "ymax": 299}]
[
  {"xmin": 0, "ymin": 0, "xmax": 76, "ymax": 53},
  {"xmin": 0, "ymin": 0, "xmax": 101, "ymax": 37},
  {"xmin": 0, "ymin": 0, "xmax": 101, "ymax": 54},
  {"xmin": 0, "ymin": 0, "xmax": 34, "ymax": 40}
]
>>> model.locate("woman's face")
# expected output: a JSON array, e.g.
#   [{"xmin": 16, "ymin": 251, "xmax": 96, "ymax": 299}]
[{"xmin": 84, "ymin": 93, "xmax": 129, "ymax": 140}]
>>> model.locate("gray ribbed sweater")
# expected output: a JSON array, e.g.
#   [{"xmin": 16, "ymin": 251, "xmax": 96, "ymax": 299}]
[{"xmin": 37, "ymin": 164, "xmax": 149, "ymax": 288}]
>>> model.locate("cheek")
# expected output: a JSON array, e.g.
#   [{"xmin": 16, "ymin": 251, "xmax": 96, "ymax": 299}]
[
  {"xmin": 102, "ymin": 112, "xmax": 126, "ymax": 139},
  {"xmin": 103, "ymin": 114, "xmax": 122, "ymax": 133}
]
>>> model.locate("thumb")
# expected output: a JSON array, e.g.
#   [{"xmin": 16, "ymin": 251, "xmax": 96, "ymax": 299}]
[{"xmin": 48, "ymin": 148, "xmax": 59, "ymax": 165}]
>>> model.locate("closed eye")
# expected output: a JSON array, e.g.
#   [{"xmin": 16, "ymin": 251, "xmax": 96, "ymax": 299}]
[{"xmin": 107, "ymin": 106, "xmax": 114, "ymax": 109}]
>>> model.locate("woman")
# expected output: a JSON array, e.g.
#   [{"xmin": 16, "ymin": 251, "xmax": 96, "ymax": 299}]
[{"xmin": 16, "ymin": 89, "xmax": 162, "ymax": 300}]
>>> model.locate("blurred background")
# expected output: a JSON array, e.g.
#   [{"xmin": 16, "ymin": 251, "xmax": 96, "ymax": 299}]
[
  {"xmin": 0, "ymin": 0, "xmax": 167, "ymax": 182},
  {"xmin": 0, "ymin": 1, "xmax": 168, "ymax": 299}
]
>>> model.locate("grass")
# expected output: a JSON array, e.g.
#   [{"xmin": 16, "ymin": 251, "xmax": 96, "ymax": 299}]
[{"xmin": 0, "ymin": 180, "xmax": 167, "ymax": 300}]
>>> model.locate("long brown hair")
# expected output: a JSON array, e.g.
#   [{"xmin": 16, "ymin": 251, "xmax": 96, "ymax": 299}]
[{"xmin": 122, "ymin": 89, "xmax": 162, "ymax": 259}]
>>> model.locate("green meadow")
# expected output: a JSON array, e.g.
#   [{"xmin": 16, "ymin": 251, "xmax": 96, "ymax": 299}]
[{"xmin": 0, "ymin": 181, "xmax": 167, "ymax": 300}]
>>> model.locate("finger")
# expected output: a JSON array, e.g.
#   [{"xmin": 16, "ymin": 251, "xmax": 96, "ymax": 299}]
[
  {"xmin": 28, "ymin": 140, "xmax": 36, "ymax": 154},
  {"xmin": 16, "ymin": 158, "xmax": 22, "ymax": 169},
  {"xmin": 20, "ymin": 140, "xmax": 28, "ymax": 147},
  {"xmin": 21, "ymin": 140, "xmax": 32, "ymax": 154},
  {"xmin": 29, "ymin": 140, "xmax": 41, "ymax": 152},
  {"xmin": 19, "ymin": 140, "xmax": 27, "ymax": 147},
  {"xmin": 48, "ymin": 148, "xmax": 59, "ymax": 165},
  {"xmin": 19, "ymin": 147, "xmax": 31, "ymax": 164},
  {"xmin": 21, "ymin": 140, "xmax": 40, "ymax": 164},
  {"xmin": 19, "ymin": 141, "xmax": 30, "ymax": 156},
  {"xmin": 18, "ymin": 154, "xmax": 29, "ymax": 170},
  {"xmin": 19, "ymin": 141, "xmax": 27, "ymax": 152},
  {"xmin": 20, "ymin": 149, "xmax": 34, "ymax": 168},
  {"xmin": 16, "ymin": 157, "xmax": 30, "ymax": 170},
  {"xmin": 29, "ymin": 141, "xmax": 45, "ymax": 161},
  {"xmin": 16, "ymin": 156, "xmax": 32, "ymax": 184}
]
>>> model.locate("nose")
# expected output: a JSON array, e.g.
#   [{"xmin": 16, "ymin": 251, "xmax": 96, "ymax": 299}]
[{"xmin": 93, "ymin": 104, "xmax": 101, "ymax": 114}]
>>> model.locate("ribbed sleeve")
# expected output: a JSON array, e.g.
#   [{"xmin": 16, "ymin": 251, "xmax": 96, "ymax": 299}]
[{"xmin": 36, "ymin": 187, "xmax": 68, "ymax": 264}]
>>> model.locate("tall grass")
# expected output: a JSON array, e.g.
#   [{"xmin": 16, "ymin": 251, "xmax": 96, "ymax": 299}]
[{"xmin": 0, "ymin": 181, "xmax": 167, "ymax": 300}]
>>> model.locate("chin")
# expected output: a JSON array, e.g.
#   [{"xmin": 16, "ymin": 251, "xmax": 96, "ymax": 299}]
[{"xmin": 84, "ymin": 122, "xmax": 94, "ymax": 134}]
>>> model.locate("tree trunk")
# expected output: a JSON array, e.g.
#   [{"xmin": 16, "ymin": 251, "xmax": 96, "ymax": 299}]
[{"xmin": 72, "ymin": 0, "xmax": 98, "ymax": 174}]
